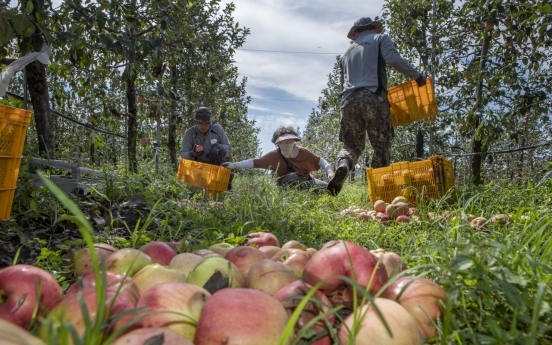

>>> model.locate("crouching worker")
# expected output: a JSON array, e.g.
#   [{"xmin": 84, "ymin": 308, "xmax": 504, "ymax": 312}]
[
  {"xmin": 181, "ymin": 107, "xmax": 234, "ymax": 189},
  {"xmin": 221, "ymin": 126, "xmax": 334, "ymax": 191}
]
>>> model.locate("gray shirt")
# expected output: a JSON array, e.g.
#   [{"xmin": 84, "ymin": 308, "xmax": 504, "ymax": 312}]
[
  {"xmin": 181, "ymin": 123, "xmax": 231, "ymax": 163},
  {"xmin": 340, "ymin": 31, "xmax": 421, "ymax": 101}
]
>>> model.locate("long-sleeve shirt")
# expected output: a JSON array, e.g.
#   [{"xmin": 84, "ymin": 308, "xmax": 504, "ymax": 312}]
[
  {"xmin": 181, "ymin": 123, "xmax": 231, "ymax": 163},
  {"xmin": 340, "ymin": 31, "xmax": 421, "ymax": 101}
]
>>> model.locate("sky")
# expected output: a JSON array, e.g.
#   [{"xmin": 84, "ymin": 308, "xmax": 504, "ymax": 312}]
[{"xmin": 218, "ymin": 0, "xmax": 386, "ymax": 154}]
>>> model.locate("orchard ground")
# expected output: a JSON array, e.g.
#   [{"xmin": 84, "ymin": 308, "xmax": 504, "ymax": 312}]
[{"xmin": 1, "ymin": 165, "xmax": 552, "ymax": 343}]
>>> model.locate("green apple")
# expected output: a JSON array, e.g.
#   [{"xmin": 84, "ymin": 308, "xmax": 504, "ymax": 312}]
[
  {"xmin": 187, "ymin": 257, "xmax": 245, "ymax": 293},
  {"xmin": 132, "ymin": 264, "xmax": 187, "ymax": 295}
]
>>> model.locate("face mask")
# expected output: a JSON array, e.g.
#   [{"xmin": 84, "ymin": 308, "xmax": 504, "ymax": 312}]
[{"xmin": 278, "ymin": 142, "xmax": 295, "ymax": 158}]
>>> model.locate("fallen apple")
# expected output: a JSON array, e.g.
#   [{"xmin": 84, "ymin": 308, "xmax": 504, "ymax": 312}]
[
  {"xmin": 139, "ymin": 241, "xmax": 177, "ymax": 266},
  {"xmin": 373, "ymin": 200, "xmax": 387, "ymax": 213},
  {"xmin": 490, "ymin": 213, "xmax": 509, "ymax": 224},
  {"xmin": 187, "ymin": 257, "xmax": 245, "ymax": 293},
  {"xmin": 246, "ymin": 259, "xmax": 298, "ymax": 296},
  {"xmin": 243, "ymin": 231, "xmax": 280, "ymax": 248},
  {"xmin": 65, "ymin": 271, "xmax": 140, "ymax": 305},
  {"xmin": 337, "ymin": 298, "xmax": 424, "ymax": 345},
  {"xmin": 208, "ymin": 243, "xmax": 235, "ymax": 257},
  {"xmin": 111, "ymin": 327, "xmax": 194, "ymax": 345},
  {"xmin": 0, "ymin": 265, "xmax": 63, "ymax": 329},
  {"xmin": 73, "ymin": 243, "xmax": 117, "ymax": 277},
  {"xmin": 282, "ymin": 240, "xmax": 308, "ymax": 250},
  {"xmin": 224, "ymin": 246, "xmax": 268, "ymax": 279},
  {"xmin": 0, "ymin": 319, "xmax": 46, "ymax": 345},
  {"xmin": 259, "ymin": 245, "xmax": 282, "ymax": 258},
  {"xmin": 105, "ymin": 248, "xmax": 154, "ymax": 277},
  {"xmin": 194, "ymin": 288, "xmax": 289, "ymax": 345},
  {"xmin": 169, "ymin": 253, "xmax": 205, "ymax": 278},
  {"xmin": 271, "ymin": 248, "xmax": 311, "ymax": 278},
  {"xmin": 193, "ymin": 249, "xmax": 221, "ymax": 259},
  {"xmin": 385, "ymin": 275, "xmax": 447, "ymax": 338},
  {"xmin": 370, "ymin": 248, "xmax": 407, "ymax": 278},
  {"xmin": 132, "ymin": 264, "xmax": 187, "ymax": 295}
]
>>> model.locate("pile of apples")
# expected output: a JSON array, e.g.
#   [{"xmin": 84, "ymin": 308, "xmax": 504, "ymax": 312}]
[
  {"xmin": 341, "ymin": 196, "xmax": 511, "ymax": 229},
  {"xmin": 0, "ymin": 232, "xmax": 447, "ymax": 345}
]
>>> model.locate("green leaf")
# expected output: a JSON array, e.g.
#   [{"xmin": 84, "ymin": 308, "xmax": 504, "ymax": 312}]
[
  {"xmin": 450, "ymin": 254, "xmax": 474, "ymax": 271},
  {"xmin": 26, "ymin": 1, "xmax": 34, "ymax": 14},
  {"xmin": 0, "ymin": 14, "xmax": 14, "ymax": 44},
  {"xmin": 34, "ymin": 14, "xmax": 53, "ymax": 44},
  {"xmin": 12, "ymin": 14, "xmax": 35, "ymax": 37},
  {"xmin": 542, "ymin": 4, "xmax": 551, "ymax": 14}
]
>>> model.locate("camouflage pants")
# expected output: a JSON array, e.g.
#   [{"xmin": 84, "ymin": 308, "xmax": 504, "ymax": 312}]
[
  {"xmin": 337, "ymin": 88, "xmax": 394, "ymax": 169},
  {"xmin": 208, "ymin": 144, "xmax": 232, "ymax": 166}
]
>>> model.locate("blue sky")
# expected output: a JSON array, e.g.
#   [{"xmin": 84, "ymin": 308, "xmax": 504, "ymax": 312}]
[{"xmin": 219, "ymin": 0, "xmax": 385, "ymax": 155}]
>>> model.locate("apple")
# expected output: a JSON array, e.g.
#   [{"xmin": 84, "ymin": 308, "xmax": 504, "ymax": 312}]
[
  {"xmin": 224, "ymin": 246, "xmax": 268, "ymax": 278},
  {"xmin": 137, "ymin": 95, "xmax": 146, "ymax": 104},
  {"xmin": 470, "ymin": 216, "xmax": 487, "ymax": 229},
  {"xmin": 65, "ymin": 271, "xmax": 140, "ymax": 305},
  {"xmin": 165, "ymin": 240, "xmax": 184, "ymax": 253},
  {"xmin": 243, "ymin": 231, "xmax": 280, "ymax": 248},
  {"xmin": 169, "ymin": 253, "xmax": 205, "ymax": 278},
  {"xmin": 271, "ymin": 249, "xmax": 311, "ymax": 278},
  {"xmin": 385, "ymin": 276, "xmax": 447, "ymax": 338},
  {"xmin": 282, "ymin": 240, "xmax": 307, "ymax": 250},
  {"xmin": 373, "ymin": 200, "xmax": 387, "ymax": 213},
  {"xmin": 463, "ymin": 70, "xmax": 471, "ymax": 78},
  {"xmin": 490, "ymin": 213, "xmax": 510, "ymax": 224},
  {"xmin": 208, "ymin": 243, "xmax": 235, "ymax": 257},
  {"xmin": 484, "ymin": 20, "xmax": 494, "ymax": 31},
  {"xmin": 396, "ymin": 215, "xmax": 411, "ymax": 223},
  {"xmin": 370, "ymin": 249, "xmax": 407, "ymax": 278},
  {"xmin": 391, "ymin": 196, "xmax": 407, "ymax": 204},
  {"xmin": 140, "ymin": 138, "xmax": 148, "ymax": 146},
  {"xmin": 303, "ymin": 240, "xmax": 389, "ymax": 318},
  {"xmin": 459, "ymin": 123, "xmax": 468, "ymax": 131},
  {"xmin": 195, "ymin": 144, "xmax": 203, "ymax": 152},
  {"xmin": 259, "ymin": 245, "xmax": 282, "ymax": 258},
  {"xmin": 73, "ymin": 243, "xmax": 117, "ymax": 277},
  {"xmin": 492, "ymin": 30, "xmax": 501, "ymax": 38},
  {"xmin": 0, "ymin": 265, "xmax": 63, "ymax": 328},
  {"xmin": 39, "ymin": 287, "xmax": 135, "ymax": 343},
  {"xmin": 385, "ymin": 203, "xmax": 409, "ymax": 220},
  {"xmin": 132, "ymin": 264, "xmax": 187, "ymax": 295},
  {"xmin": 111, "ymin": 327, "xmax": 194, "ymax": 345},
  {"xmin": 505, "ymin": 37, "xmax": 514, "ymax": 46},
  {"xmin": 194, "ymin": 288, "xmax": 289, "ymax": 345},
  {"xmin": 0, "ymin": 319, "xmax": 47, "ymax": 345},
  {"xmin": 139, "ymin": 241, "xmax": 177, "ymax": 266},
  {"xmin": 193, "ymin": 249, "xmax": 221, "ymax": 258},
  {"xmin": 105, "ymin": 248, "xmax": 154, "ymax": 277},
  {"xmin": 187, "ymin": 257, "xmax": 246, "ymax": 293},
  {"xmin": 306, "ymin": 248, "xmax": 318, "ymax": 257},
  {"xmin": 246, "ymin": 259, "xmax": 298, "ymax": 296},
  {"xmin": 504, "ymin": 18, "xmax": 512, "ymax": 28},
  {"xmin": 337, "ymin": 298, "xmax": 424, "ymax": 345},
  {"xmin": 274, "ymin": 281, "xmax": 335, "ymax": 345},
  {"xmin": 135, "ymin": 282, "xmax": 211, "ymax": 341}
]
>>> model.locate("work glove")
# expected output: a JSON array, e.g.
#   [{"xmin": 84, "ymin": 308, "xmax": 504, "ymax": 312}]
[
  {"xmin": 415, "ymin": 74, "xmax": 426, "ymax": 87},
  {"xmin": 328, "ymin": 172, "xmax": 335, "ymax": 181},
  {"xmin": 221, "ymin": 162, "xmax": 237, "ymax": 170}
]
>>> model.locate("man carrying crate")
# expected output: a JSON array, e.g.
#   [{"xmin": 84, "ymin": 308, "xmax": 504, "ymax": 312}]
[{"xmin": 327, "ymin": 17, "xmax": 426, "ymax": 196}]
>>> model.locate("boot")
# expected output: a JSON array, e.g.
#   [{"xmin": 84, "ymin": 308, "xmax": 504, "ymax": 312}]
[{"xmin": 328, "ymin": 159, "xmax": 350, "ymax": 196}]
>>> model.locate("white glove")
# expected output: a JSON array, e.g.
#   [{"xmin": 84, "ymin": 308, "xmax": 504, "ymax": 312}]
[
  {"xmin": 328, "ymin": 171, "xmax": 335, "ymax": 181},
  {"xmin": 221, "ymin": 162, "xmax": 237, "ymax": 170}
]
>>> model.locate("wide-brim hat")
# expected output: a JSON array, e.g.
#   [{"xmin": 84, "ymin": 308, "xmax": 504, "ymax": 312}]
[
  {"xmin": 194, "ymin": 107, "xmax": 212, "ymax": 123},
  {"xmin": 347, "ymin": 17, "xmax": 382, "ymax": 39},
  {"xmin": 274, "ymin": 133, "xmax": 301, "ymax": 144}
]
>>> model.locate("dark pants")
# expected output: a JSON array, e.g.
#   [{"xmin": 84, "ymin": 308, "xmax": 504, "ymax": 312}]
[
  {"xmin": 337, "ymin": 88, "xmax": 394, "ymax": 169},
  {"xmin": 280, "ymin": 173, "xmax": 328, "ymax": 192}
]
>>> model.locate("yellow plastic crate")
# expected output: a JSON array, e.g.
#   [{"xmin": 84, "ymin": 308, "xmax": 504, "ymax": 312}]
[
  {"xmin": 0, "ymin": 156, "xmax": 22, "ymax": 189},
  {"xmin": 177, "ymin": 158, "xmax": 230, "ymax": 198},
  {"xmin": 0, "ymin": 188, "xmax": 16, "ymax": 220},
  {"xmin": 365, "ymin": 156, "xmax": 455, "ymax": 205},
  {"xmin": 0, "ymin": 105, "xmax": 33, "ymax": 156},
  {"xmin": 388, "ymin": 77, "xmax": 439, "ymax": 127}
]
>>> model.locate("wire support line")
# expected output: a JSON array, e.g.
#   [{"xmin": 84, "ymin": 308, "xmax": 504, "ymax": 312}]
[
  {"xmin": 239, "ymin": 48, "xmax": 341, "ymax": 55},
  {"xmin": 250, "ymin": 97, "xmax": 317, "ymax": 102},
  {"xmin": 440, "ymin": 140, "xmax": 552, "ymax": 157},
  {"xmin": 6, "ymin": 91, "xmax": 127, "ymax": 139}
]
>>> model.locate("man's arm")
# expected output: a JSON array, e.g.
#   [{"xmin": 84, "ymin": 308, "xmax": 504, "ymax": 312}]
[
  {"xmin": 181, "ymin": 128, "xmax": 199, "ymax": 159},
  {"xmin": 379, "ymin": 35, "xmax": 422, "ymax": 80}
]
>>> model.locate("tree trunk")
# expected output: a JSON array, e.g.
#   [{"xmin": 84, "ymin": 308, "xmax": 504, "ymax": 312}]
[
  {"xmin": 26, "ymin": 61, "xmax": 55, "ymax": 158},
  {"xmin": 126, "ymin": 72, "xmax": 138, "ymax": 173},
  {"xmin": 415, "ymin": 125, "xmax": 424, "ymax": 159},
  {"xmin": 471, "ymin": 32, "xmax": 491, "ymax": 185},
  {"xmin": 168, "ymin": 101, "xmax": 178, "ymax": 169}
]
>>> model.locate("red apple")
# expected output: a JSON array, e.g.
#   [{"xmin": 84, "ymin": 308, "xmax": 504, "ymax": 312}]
[
  {"xmin": 39, "ymin": 287, "xmax": 135, "ymax": 342},
  {"xmin": 259, "ymin": 245, "xmax": 282, "ymax": 258},
  {"xmin": 140, "ymin": 138, "xmax": 148, "ymax": 146},
  {"xmin": 224, "ymin": 246, "xmax": 268, "ymax": 278},
  {"xmin": 303, "ymin": 240, "xmax": 389, "ymax": 318},
  {"xmin": 194, "ymin": 288, "xmax": 289, "ymax": 345},
  {"xmin": 111, "ymin": 327, "xmax": 193, "ymax": 345},
  {"xmin": 274, "ymin": 281, "xmax": 335, "ymax": 345},
  {"xmin": 0, "ymin": 319, "xmax": 46, "ymax": 344},
  {"xmin": 169, "ymin": 253, "xmax": 205, "ymax": 278},
  {"xmin": 395, "ymin": 215, "xmax": 411, "ymax": 223},
  {"xmin": 73, "ymin": 243, "xmax": 117, "ymax": 277},
  {"xmin": 281, "ymin": 240, "xmax": 307, "ymax": 250},
  {"xmin": 139, "ymin": 241, "xmax": 177, "ymax": 266},
  {"xmin": 484, "ymin": 20, "xmax": 494, "ymax": 31},
  {"xmin": 135, "ymin": 283, "xmax": 210, "ymax": 341},
  {"xmin": 105, "ymin": 248, "xmax": 154, "ymax": 277},
  {"xmin": 271, "ymin": 249, "xmax": 311, "ymax": 278},
  {"xmin": 187, "ymin": 257, "xmax": 246, "ymax": 293},
  {"xmin": 132, "ymin": 264, "xmax": 187, "ymax": 295},
  {"xmin": 195, "ymin": 145, "xmax": 203, "ymax": 152},
  {"xmin": 65, "ymin": 271, "xmax": 140, "ymax": 305},
  {"xmin": 0, "ymin": 265, "xmax": 63, "ymax": 328},
  {"xmin": 337, "ymin": 298, "xmax": 424, "ymax": 345},
  {"xmin": 246, "ymin": 259, "xmax": 298, "ymax": 296},
  {"xmin": 490, "ymin": 213, "xmax": 510, "ymax": 224},
  {"xmin": 385, "ymin": 276, "xmax": 447, "ymax": 338},
  {"xmin": 208, "ymin": 243, "xmax": 235, "ymax": 257},
  {"xmin": 370, "ymin": 248, "xmax": 407, "ymax": 278},
  {"xmin": 306, "ymin": 248, "xmax": 318, "ymax": 257},
  {"xmin": 470, "ymin": 217, "xmax": 487, "ymax": 229},
  {"xmin": 243, "ymin": 231, "xmax": 280, "ymax": 248},
  {"xmin": 165, "ymin": 241, "xmax": 184, "ymax": 253}
]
